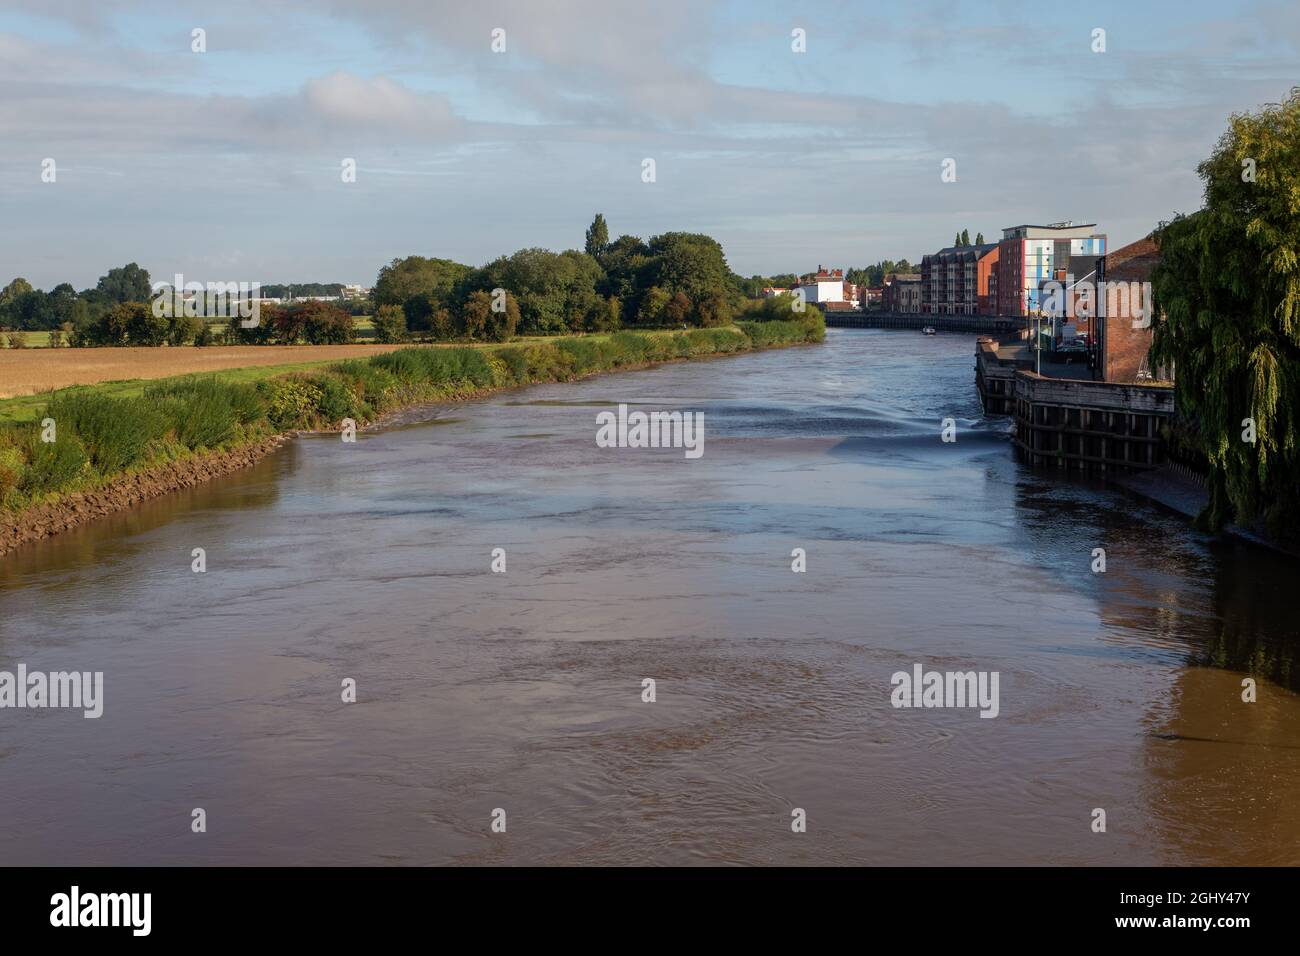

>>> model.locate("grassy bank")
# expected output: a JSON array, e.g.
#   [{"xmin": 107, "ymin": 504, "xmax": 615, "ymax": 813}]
[{"xmin": 0, "ymin": 318, "xmax": 822, "ymax": 522}]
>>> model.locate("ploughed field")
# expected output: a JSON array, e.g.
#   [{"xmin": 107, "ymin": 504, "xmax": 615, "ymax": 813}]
[{"xmin": 0, "ymin": 345, "xmax": 414, "ymax": 400}]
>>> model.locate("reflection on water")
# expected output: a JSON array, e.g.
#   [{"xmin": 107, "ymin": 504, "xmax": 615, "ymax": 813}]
[{"xmin": 0, "ymin": 328, "xmax": 1297, "ymax": 865}]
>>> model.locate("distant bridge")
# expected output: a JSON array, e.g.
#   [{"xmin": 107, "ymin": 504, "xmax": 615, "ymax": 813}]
[{"xmin": 824, "ymin": 312, "xmax": 1023, "ymax": 334}]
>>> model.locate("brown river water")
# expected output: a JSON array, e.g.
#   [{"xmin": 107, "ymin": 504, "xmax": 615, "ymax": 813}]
[{"xmin": 1, "ymin": 328, "xmax": 1298, "ymax": 865}]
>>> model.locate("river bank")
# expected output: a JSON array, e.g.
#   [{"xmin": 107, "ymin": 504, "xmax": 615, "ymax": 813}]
[
  {"xmin": 1116, "ymin": 464, "xmax": 1298, "ymax": 557},
  {"xmin": 0, "ymin": 320, "xmax": 823, "ymax": 556}
]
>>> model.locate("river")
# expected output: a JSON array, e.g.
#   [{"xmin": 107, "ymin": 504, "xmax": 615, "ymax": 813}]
[{"xmin": 1, "ymin": 328, "xmax": 1298, "ymax": 865}]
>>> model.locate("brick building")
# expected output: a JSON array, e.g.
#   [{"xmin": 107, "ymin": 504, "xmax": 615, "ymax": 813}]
[
  {"xmin": 882, "ymin": 274, "xmax": 922, "ymax": 313},
  {"xmin": 921, "ymin": 244, "xmax": 999, "ymax": 315},
  {"xmin": 996, "ymin": 222, "xmax": 1107, "ymax": 317},
  {"xmin": 1096, "ymin": 237, "xmax": 1167, "ymax": 383}
]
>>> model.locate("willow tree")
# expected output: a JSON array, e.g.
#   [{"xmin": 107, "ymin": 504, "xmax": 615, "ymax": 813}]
[{"xmin": 1150, "ymin": 88, "xmax": 1300, "ymax": 540}]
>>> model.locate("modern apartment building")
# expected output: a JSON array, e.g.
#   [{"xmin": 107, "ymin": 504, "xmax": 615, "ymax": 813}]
[
  {"xmin": 996, "ymin": 222, "xmax": 1106, "ymax": 317},
  {"xmin": 921, "ymin": 244, "xmax": 999, "ymax": 315}
]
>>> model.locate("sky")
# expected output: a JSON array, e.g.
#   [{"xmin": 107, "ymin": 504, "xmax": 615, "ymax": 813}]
[{"xmin": 1, "ymin": 0, "xmax": 1297, "ymax": 289}]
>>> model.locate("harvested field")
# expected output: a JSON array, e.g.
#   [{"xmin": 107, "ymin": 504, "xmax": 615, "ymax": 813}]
[{"xmin": 0, "ymin": 344, "xmax": 411, "ymax": 399}]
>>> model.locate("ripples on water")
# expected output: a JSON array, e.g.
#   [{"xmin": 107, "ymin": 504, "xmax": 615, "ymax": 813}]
[{"xmin": 1, "ymin": 329, "xmax": 1297, "ymax": 865}]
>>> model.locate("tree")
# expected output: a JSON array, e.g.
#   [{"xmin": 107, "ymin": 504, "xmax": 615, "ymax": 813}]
[
  {"xmin": 166, "ymin": 313, "xmax": 204, "ymax": 346},
  {"xmin": 638, "ymin": 286, "xmax": 670, "ymax": 325},
  {"xmin": 297, "ymin": 300, "xmax": 355, "ymax": 344},
  {"xmin": 585, "ymin": 213, "xmax": 609, "ymax": 257},
  {"xmin": 1150, "ymin": 87, "xmax": 1300, "ymax": 541},
  {"xmin": 975, "ymin": 232, "xmax": 985, "ymax": 245},
  {"xmin": 484, "ymin": 292, "xmax": 521, "ymax": 342},
  {"xmin": 585, "ymin": 296, "xmax": 621, "ymax": 332},
  {"xmin": 269, "ymin": 305, "xmax": 310, "ymax": 344},
  {"xmin": 643, "ymin": 232, "xmax": 731, "ymax": 319},
  {"xmin": 960, "ymin": 229, "xmax": 971, "ymax": 246},
  {"xmin": 694, "ymin": 289, "xmax": 731, "ymax": 327},
  {"xmin": 81, "ymin": 301, "xmax": 163, "ymax": 346},
  {"xmin": 459, "ymin": 290, "xmax": 492, "ymax": 340},
  {"xmin": 373, "ymin": 304, "xmax": 407, "ymax": 343},
  {"xmin": 473, "ymin": 248, "xmax": 604, "ymax": 336},
  {"xmin": 954, "ymin": 232, "xmax": 961, "ymax": 248},
  {"xmin": 0, "ymin": 277, "xmax": 33, "ymax": 305},
  {"xmin": 665, "ymin": 292, "xmax": 692, "ymax": 326},
  {"xmin": 231, "ymin": 305, "xmax": 277, "ymax": 344},
  {"xmin": 373, "ymin": 256, "xmax": 470, "ymax": 311},
  {"xmin": 96, "ymin": 263, "xmax": 152, "ymax": 304}
]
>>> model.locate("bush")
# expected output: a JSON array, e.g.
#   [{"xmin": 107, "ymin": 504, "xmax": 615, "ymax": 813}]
[
  {"xmin": 166, "ymin": 313, "xmax": 204, "ymax": 347},
  {"xmin": 259, "ymin": 377, "xmax": 325, "ymax": 430},
  {"xmin": 18, "ymin": 428, "xmax": 88, "ymax": 495},
  {"xmin": 45, "ymin": 392, "xmax": 167, "ymax": 473},
  {"xmin": 0, "ymin": 442, "xmax": 24, "ymax": 504},
  {"xmin": 495, "ymin": 347, "xmax": 530, "ymax": 385},
  {"xmin": 373, "ymin": 305, "xmax": 407, "ymax": 344},
  {"xmin": 299, "ymin": 301, "xmax": 355, "ymax": 344},
  {"xmin": 332, "ymin": 359, "xmax": 399, "ymax": 415},
  {"xmin": 737, "ymin": 313, "xmax": 824, "ymax": 347},
  {"xmin": 8, "ymin": 330, "xmax": 27, "ymax": 349},
  {"xmin": 143, "ymin": 377, "xmax": 266, "ymax": 449},
  {"xmin": 126, "ymin": 304, "xmax": 169, "ymax": 346},
  {"xmin": 304, "ymin": 372, "xmax": 362, "ymax": 423},
  {"xmin": 229, "ymin": 307, "xmax": 276, "ymax": 344}
]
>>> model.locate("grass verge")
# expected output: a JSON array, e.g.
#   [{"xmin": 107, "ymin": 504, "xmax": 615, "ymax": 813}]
[{"xmin": 0, "ymin": 318, "xmax": 822, "ymax": 520}]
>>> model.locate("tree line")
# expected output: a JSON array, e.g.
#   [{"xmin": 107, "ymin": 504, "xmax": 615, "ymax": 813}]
[
  {"xmin": 371, "ymin": 215, "xmax": 742, "ymax": 343},
  {"xmin": 1, "ymin": 215, "xmax": 770, "ymax": 346}
]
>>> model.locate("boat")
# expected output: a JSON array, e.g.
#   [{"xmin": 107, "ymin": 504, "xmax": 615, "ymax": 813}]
[{"xmin": 922, "ymin": 326, "xmax": 937, "ymax": 335}]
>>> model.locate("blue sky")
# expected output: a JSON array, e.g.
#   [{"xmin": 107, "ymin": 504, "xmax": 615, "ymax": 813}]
[{"xmin": 1, "ymin": 0, "xmax": 1296, "ymax": 289}]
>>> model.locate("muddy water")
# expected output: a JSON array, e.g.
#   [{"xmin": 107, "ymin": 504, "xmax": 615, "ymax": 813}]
[{"xmin": 1, "ymin": 328, "xmax": 1298, "ymax": 866}]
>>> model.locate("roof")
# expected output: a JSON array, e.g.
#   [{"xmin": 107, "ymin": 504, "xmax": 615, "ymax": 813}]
[
  {"xmin": 925, "ymin": 243, "xmax": 999, "ymax": 258},
  {"xmin": 1102, "ymin": 237, "xmax": 1159, "ymax": 283},
  {"xmin": 1002, "ymin": 222, "xmax": 1098, "ymax": 231}
]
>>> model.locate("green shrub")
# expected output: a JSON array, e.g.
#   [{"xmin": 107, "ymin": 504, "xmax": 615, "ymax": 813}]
[
  {"xmin": 373, "ymin": 305, "xmax": 407, "ymax": 344},
  {"xmin": 0, "ymin": 442, "xmax": 23, "ymax": 504},
  {"xmin": 737, "ymin": 313, "xmax": 824, "ymax": 347},
  {"xmin": 305, "ymin": 373, "xmax": 361, "ymax": 423},
  {"xmin": 18, "ymin": 428, "xmax": 88, "ymax": 494},
  {"xmin": 609, "ymin": 331, "xmax": 652, "ymax": 363},
  {"xmin": 145, "ymin": 377, "xmax": 266, "ymax": 438},
  {"xmin": 45, "ymin": 392, "xmax": 166, "ymax": 473},
  {"xmin": 555, "ymin": 337, "xmax": 602, "ymax": 374},
  {"xmin": 259, "ymin": 377, "xmax": 325, "ymax": 430},
  {"xmin": 494, "ymin": 347, "xmax": 530, "ymax": 385},
  {"xmin": 332, "ymin": 359, "xmax": 399, "ymax": 414}
]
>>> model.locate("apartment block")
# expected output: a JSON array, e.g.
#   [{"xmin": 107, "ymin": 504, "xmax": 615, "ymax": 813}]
[
  {"xmin": 921, "ymin": 244, "xmax": 999, "ymax": 315},
  {"xmin": 997, "ymin": 222, "xmax": 1106, "ymax": 317}
]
